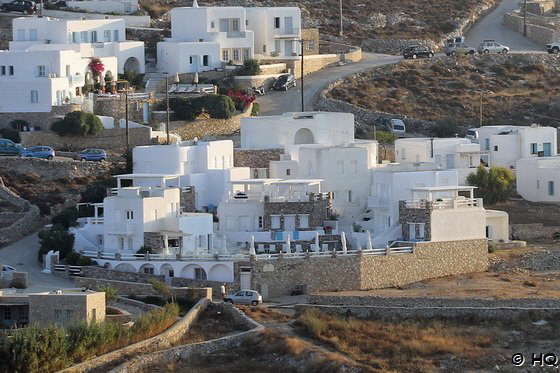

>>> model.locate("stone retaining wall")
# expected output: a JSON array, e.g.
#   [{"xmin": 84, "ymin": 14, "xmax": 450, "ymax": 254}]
[
  {"xmin": 0, "ymin": 157, "xmax": 108, "ymax": 180},
  {"xmin": 511, "ymin": 223, "xmax": 560, "ymax": 240},
  {"xmin": 20, "ymin": 126, "xmax": 153, "ymax": 151},
  {"xmin": 233, "ymin": 148, "xmax": 284, "ymax": 169},
  {"xmin": 81, "ymin": 266, "xmax": 165, "ymax": 283},
  {"xmin": 0, "ymin": 105, "xmax": 81, "ymax": 131},
  {"xmin": 93, "ymin": 96, "xmax": 146, "ymax": 124},
  {"xmin": 296, "ymin": 303, "xmax": 560, "ymax": 321},
  {"xmin": 60, "ymin": 298, "xmax": 211, "ymax": 373},
  {"xmin": 108, "ymin": 302, "xmax": 264, "ymax": 373},
  {"xmin": 234, "ymin": 74, "xmax": 284, "ymax": 90},
  {"xmin": 0, "ymin": 186, "xmax": 41, "ymax": 247},
  {"xmin": 503, "ymin": 12, "xmax": 557, "ymax": 45}
]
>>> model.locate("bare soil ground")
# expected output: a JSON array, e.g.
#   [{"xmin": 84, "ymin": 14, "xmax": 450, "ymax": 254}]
[
  {"xmin": 489, "ymin": 199, "xmax": 560, "ymax": 226},
  {"xmin": 329, "ymin": 55, "xmax": 560, "ymax": 129}
]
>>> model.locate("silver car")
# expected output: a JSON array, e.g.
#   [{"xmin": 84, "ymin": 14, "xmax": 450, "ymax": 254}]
[
  {"xmin": 444, "ymin": 42, "xmax": 476, "ymax": 56},
  {"xmin": 224, "ymin": 289, "xmax": 263, "ymax": 306},
  {"xmin": 477, "ymin": 40, "xmax": 510, "ymax": 54}
]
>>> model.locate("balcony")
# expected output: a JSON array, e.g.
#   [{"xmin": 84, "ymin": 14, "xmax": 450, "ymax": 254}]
[
  {"xmin": 368, "ymin": 196, "xmax": 390, "ymax": 208},
  {"xmin": 107, "ymin": 221, "xmax": 135, "ymax": 235},
  {"xmin": 404, "ymin": 197, "xmax": 483, "ymax": 210},
  {"xmin": 226, "ymin": 31, "xmax": 247, "ymax": 38},
  {"xmin": 273, "ymin": 27, "xmax": 300, "ymax": 38}
]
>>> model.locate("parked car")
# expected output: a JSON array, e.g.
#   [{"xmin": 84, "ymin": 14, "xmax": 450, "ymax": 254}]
[
  {"xmin": 0, "ymin": 0, "xmax": 36, "ymax": 14},
  {"xmin": 272, "ymin": 74, "xmax": 296, "ymax": 91},
  {"xmin": 444, "ymin": 42, "xmax": 476, "ymax": 56},
  {"xmin": 545, "ymin": 42, "xmax": 560, "ymax": 54},
  {"xmin": 477, "ymin": 40, "xmax": 510, "ymax": 54},
  {"xmin": 20, "ymin": 146, "xmax": 55, "ymax": 160},
  {"xmin": 224, "ymin": 290, "xmax": 263, "ymax": 306},
  {"xmin": 466, "ymin": 128, "xmax": 479, "ymax": 143},
  {"xmin": 77, "ymin": 148, "xmax": 107, "ymax": 162},
  {"xmin": 403, "ymin": 45, "xmax": 434, "ymax": 59},
  {"xmin": 0, "ymin": 139, "xmax": 24, "ymax": 156},
  {"xmin": 2, "ymin": 265, "xmax": 15, "ymax": 273},
  {"xmin": 377, "ymin": 118, "xmax": 406, "ymax": 136}
]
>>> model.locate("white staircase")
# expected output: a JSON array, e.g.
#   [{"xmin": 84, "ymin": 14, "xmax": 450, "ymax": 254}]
[{"xmin": 145, "ymin": 72, "xmax": 166, "ymax": 94}]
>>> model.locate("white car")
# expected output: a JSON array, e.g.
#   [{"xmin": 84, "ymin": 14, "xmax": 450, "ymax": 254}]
[
  {"xmin": 224, "ymin": 289, "xmax": 263, "ymax": 306},
  {"xmin": 466, "ymin": 128, "xmax": 479, "ymax": 143},
  {"xmin": 477, "ymin": 40, "xmax": 510, "ymax": 54},
  {"xmin": 2, "ymin": 265, "xmax": 15, "ymax": 272}
]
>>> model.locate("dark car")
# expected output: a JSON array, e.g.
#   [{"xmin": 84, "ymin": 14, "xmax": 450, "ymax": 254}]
[
  {"xmin": 403, "ymin": 45, "xmax": 434, "ymax": 59},
  {"xmin": 76, "ymin": 148, "xmax": 107, "ymax": 162},
  {"xmin": 272, "ymin": 74, "xmax": 296, "ymax": 91},
  {"xmin": 1, "ymin": 0, "xmax": 36, "ymax": 14},
  {"xmin": 0, "ymin": 139, "xmax": 24, "ymax": 156}
]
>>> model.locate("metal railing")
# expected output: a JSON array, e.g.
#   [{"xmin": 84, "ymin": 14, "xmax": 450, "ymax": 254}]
[
  {"xmin": 54, "ymin": 265, "xmax": 82, "ymax": 276},
  {"xmin": 404, "ymin": 198, "xmax": 482, "ymax": 210}
]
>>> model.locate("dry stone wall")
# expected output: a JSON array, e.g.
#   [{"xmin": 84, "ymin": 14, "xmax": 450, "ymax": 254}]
[
  {"xmin": 0, "ymin": 105, "xmax": 81, "ymax": 131},
  {"xmin": 0, "ymin": 186, "xmax": 41, "ymax": 247},
  {"xmin": 503, "ymin": 12, "xmax": 558, "ymax": 44},
  {"xmin": 511, "ymin": 223, "xmax": 560, "ymax": 240},
  {"xmin": 233, "ymin": 148, "xmax": 284, "ymax": 169},
  {"xmin": 80, "ymin": 266, "xmax": 165, "ymax": 283}
]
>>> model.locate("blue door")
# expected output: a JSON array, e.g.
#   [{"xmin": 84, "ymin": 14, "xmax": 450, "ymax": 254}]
[{"xmin": 543, "ymin": 143, "xmax": 552, "ymax": 156}]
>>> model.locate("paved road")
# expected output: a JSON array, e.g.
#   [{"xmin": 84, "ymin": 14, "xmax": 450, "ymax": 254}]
[
  {"xmin": 465, "ymin": 0, "xmax": 542, "ymax": 51},
  {"xmin": 0, "ymin": 233, "xmax": 74, "ymax": 293},
  {"xmin": 259, "ymin": 53, "xmax": 402, "ymax": 116}
]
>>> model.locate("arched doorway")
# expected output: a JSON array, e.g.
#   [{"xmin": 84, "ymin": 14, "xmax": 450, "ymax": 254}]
[
  {"xmin": 208, "ymin": 264, "xmax": 231, "ymax": 282},
  {"xmin": 294, "ymin": 128, "xmax": 314, "ymax": 144},
  {"xmin": 180, "ymin": 264, "xmax": 207, "ymax": 280},
  {"xmin": 160, "ymin": 263, "xmax": 175, "ymax": 283},
  {"xmin": 124, "ymin": 57, "xmax": 140, "ymax": 73},
  {"xmin": 139, "ymin": 263, "xmax": 156, "ymax": 275},
  {"xmin": 114, "ymin": 263, "xmax": 135, "ymax": 273}
]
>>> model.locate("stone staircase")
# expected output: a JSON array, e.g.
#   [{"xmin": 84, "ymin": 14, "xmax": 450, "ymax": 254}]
[{"xmin": 145, "ymin": 72, "xmax": 166, "ymax": 94}]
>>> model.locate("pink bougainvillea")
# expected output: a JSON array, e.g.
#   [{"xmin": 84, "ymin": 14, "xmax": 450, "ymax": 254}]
[
  {"xmin": 227, "ymin": 90, "xmax": 256, "ymax": 111},
  {"xmin": 88, "ymin": 57, "xmax": 105, "ymax": 75}
]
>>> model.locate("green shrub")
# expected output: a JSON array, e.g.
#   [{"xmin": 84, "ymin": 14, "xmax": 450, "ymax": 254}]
[
  {"xmin": 203, "ymin": 94, "xmax": 235, "ymax": 119},
  {"xmin": 0, "ymin": 128, "xmax": 21, "ymax": 143},
  {"xmin": 431, "ymin": 118, "xmax": 460, "ymax": 138},
  {"xmin": 97, "ymin": 285, "xmax": 119, "ymax": 303},
  {"xmin": 466, "ymin": 165, "xmax": 515, "ymax": 205},
  {"xmin": 251, "ymin": 102, "xmax": 260, "ymax": 116},
  {"xmin": 37, "ymin": 224, "xmax": 75, "ymax": 263},
  {"xmin": 51, "ymin": 111, "xmax": 103, "ymax": 137},
  {"xmin": 65, "ymin": 252, "xmax": 93, "ymax": 266},
  {"xmin": 52, "ymin": 207, "xmax": 79, "ymax": 229},
  {"xmin": 236, "ymin": 58, "xmax": 261, "ymax": 76},
  {"xmin": 170, "ymin": 95, "xmax": 235, "ymax": 120}
]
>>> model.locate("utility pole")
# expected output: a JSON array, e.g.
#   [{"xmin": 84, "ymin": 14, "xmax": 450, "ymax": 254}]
[
  {"xmin": 430, "ymin": 138, "xmax": 434, "ymax": 158},
  {"xmin": 479, "ymin": 91, "xmax": 483, "ymax": 127},
  {"xmin": 165, "ymin": 72, "xmax": 170, "ymax": 144},
  {"xmin": 300, "ymin": 39, "xmax": 304, "ymax": 112},
  {"xmin": 523, "ymin": 0, "xmax": 528, "ymax": 36},
  {"xmin": 339, "ymin": 0, "xmax": 343, "ymax": 37},
  {"xmin": 125, "ymin": 89, "xmax": 129, "ymax": 154}
]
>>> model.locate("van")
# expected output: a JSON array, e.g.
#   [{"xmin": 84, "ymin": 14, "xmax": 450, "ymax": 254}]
[
  {"xmin": 387, "ymin": 119, "xmax": 406, "ymax": 136},
  {"xmin": 0, "ymin": 139, "xmax": 23, "ymax": 156},
  {"xmin": 466, "ymin": 128, "xmax": 479, "ymax": 143}
]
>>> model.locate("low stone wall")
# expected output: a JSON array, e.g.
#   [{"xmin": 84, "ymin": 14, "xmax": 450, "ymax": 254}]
[
  {"xmin": 93, "ymin": 96, "xmax": 146, "ymax": 124},
  {"xmin": 0, "ymin": 105, "xmax": 80, "ymax": 131},
  {"xmin": 259, "ymin": 63, "xmax": 287, "ymax": 75},
  {"xmin": 0, "ymin": 157, "xmax": 108, "ymax": 180},
  {"xmin": 503, "ymin": 12, "xmax": 557, "ymax": 45},
  {"xmin": 20, "ymin": 126, "xmax": 153, "ymax": 151},
  {"xmin": 60, "ymin": 298, "xmax": 211, "ymax": 373},
  {"xmin": 108, "ymin": 302, "xmax": 264, "ymax": 373},
  {"xmin": 81, "ymin": 266, "xmax": 165, "ymax": 283},
  {"xmin": 251, "ymin": 239, "xmax": 488, "ymax": 297},
  {"xmin": 511, "ymin": 223, "xmax": 560, "ymax": 240},
  {"xmin": 233, "ymin": 148, "xmax": 284, "ymax": 169},
  {"xmin": 296, "ymin": 302, "xmax": 560, "ymax": 321},
  {"xmin": 0, "ymin": 28, "xmax": 10, "ymax": 50},
  {"xmin": 0, "ymin": 186, "xmax": 41, "ymax": 247},
  {"xmin": 234, "ymin": 74, "xmax": 284, "ymax": 90},
  {"xmin": 171, "ymin": 277, "xmax": 221, "ymax": 298},
  {"xmin": 167, "ymin": 103, "xmax": 253, "ymax": 140}
]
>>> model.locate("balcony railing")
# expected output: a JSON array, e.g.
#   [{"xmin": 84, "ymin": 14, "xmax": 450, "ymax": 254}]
[
  {"xmin": 273, "ymin": 27, "xmax": 300, "ymax": 37},
  {"xmin": 404, "ymin": 198, "xmax": 483, "ymax": 210},
  {"xmin": 226, "ymin": 31, "xmax": 247, "ymax": 38}
]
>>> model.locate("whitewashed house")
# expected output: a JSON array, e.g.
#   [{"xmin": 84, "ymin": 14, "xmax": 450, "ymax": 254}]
[
  {"xmin": 394, "ymin": 138, "xmax": 482, "ymax": 182},
  {"xmin": 132, "ymin": 140, "xmax": 251, "ymax": 210},
  {"xmin": 156, "ymin": 1, "xmax": 301, "ymax": 74},
  {"xmin": 478, "ymin": 124, "xmax": 557, "ymax": 169},
  {"xmin": 0, "ymin": 16, "xmax": 144, "ymax": 113},
  {"xmin": 65, "ymin": 0, "xmax": 140, "ymax": 15},
  {"xmin": 516, "ymin": 157, "xmax": 560, "ymax": 202},
  {"xmin": 241, "ymin": 112, "xmax": 378, "ymax": 223}
]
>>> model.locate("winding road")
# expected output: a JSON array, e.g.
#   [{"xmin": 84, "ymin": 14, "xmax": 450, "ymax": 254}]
[{"xmin": 260, "ymin": 0, "xmax": 544, "ymax": 116}]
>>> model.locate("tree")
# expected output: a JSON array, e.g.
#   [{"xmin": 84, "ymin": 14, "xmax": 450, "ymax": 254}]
[
  {"xmin": 51, "ymin": 111, "xmax": 103, "ymax": 136},
  {"xmin": 375, "ymin": 130, "xmax": 398, "ymax": 161},
  {"xmin": 37, "ymin": 224, "xmax": 75, "ymax": 262},
  {"xmin": 236, "ymin": 59, "xmax": 261, "ymax": 76},
  {"xmin": 466, "ymin": 165, "xmax": 515, "ymax": 205},
  {"xmin": 149, "ymin": 278, "xmax": 175, "ymax": 303},
  {"xmin": 0, "ymin": 128, "xmax": 21, "ymax": 143},
  {"xmin": 431, "ymin": 118, "xmax": 459, "ymax": 138},
  {"xmin": 51, "ymin": 207, "xmax": 79, "ymax": 229}
]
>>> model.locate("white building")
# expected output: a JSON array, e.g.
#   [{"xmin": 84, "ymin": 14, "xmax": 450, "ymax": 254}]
[
  {"xmin": 132, "ymin": 140, "xmax": 251, "ymax": 210},
  {"xmin": 516, "ymin": 157, "xmax": 560, "ymax": 202},
  {"xmin": 73, "ymin": 174, "xmax": 214, "ymax": 255},
  {"xmin": 0, "ymin": 16, "xmax": 144, "ymax": 113},
  {"xmin": 65, "ymin": 0, "xmax": 139, "ymax": 15},
  {"xmin": 241, "ymin": 112, "xmax": 378, "ymax": 223},
  {"xmin": 478, "ymin": 125, "xmax": 557, "ymax": 169},
  {"xmin": 394, "ymin": 138, "xmax": 482, "ymax": 182},
  {"xmin": 156, "ymin": 1, "xmax": 301, "ymax": 74}
]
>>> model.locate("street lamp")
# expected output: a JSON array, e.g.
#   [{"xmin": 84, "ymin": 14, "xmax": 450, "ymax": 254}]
[
  {"xmin": 118, "ymin": 83, "xmax": 132, "ymax": 154},
  {"xmin": 164, "ymin": 72, "xmax": 180, "ymax": 144},
  {"xmin": 299, "ymin": 39, "xmax": 306, "ymax": 112},
  {"xmin": 339, "ymin": 0, "xmax": 343, "ymax": 37},
  {"xmin": 523, "ymin": 0, "xmax": 528, "ymax": 36}
]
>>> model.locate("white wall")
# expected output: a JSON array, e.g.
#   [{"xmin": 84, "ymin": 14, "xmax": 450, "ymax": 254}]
[
  {"xmin": 516, "ymin": 157, "xmax": 560, "ymax": 202},
  {"xmin": 246, "ymin": 7, "xmax": 301, "ymax": 58},
  {"xmin": 241, "ymin": 112, "xmax": 355, "ymax": 149},
  {"xmin": 157, "ymin": 41, "xmax": 221, "ymax": 74},
  {"xmin": 486, "ymin": 210, "xmax": 509, "ymax": 242},
  {"xmin": 217, "ymin": 200, "xmax": 265, "ymax": 234},
  {"xmin": 395, "ymin": 138, "xmax": 481, "ymax": 170},
  {"xmin": 430, "ymin": 208, "xmax": 486, "ymax": 241},
  {"xmin": 66, "ymin": 0, "xmax": 139, "ymax": 15}
]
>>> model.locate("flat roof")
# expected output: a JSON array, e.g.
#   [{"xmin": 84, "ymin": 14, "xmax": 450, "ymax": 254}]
[
  {"xmin": 410, "ymin": 186, "xmax": 476, "ymax": 192},
  {"xmin": 116, "ymin": 174, "xmax": 181, "ymax": 179},
  {"xmin": 229, "ymin": 178, "xmax": 322, "ymax": 185}
]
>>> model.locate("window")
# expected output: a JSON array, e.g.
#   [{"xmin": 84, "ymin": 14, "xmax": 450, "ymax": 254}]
[
  {"xmin": 336, "ymin": 160, "xmax": 344, "ymax": 174},
  {"xmin": 144, "ymin": 267, "xmax": 154, "ymax": 274},
  {"xmin": 222, "ymin": 49, "xmax": 229, "ymax": 61},
  {"xmin": 231, "ymin": 18, "xmax": 240, "ymax": 31},
  {"xmin": 72, "ymin": 32, "xmax": 78, "ymax": 43},
  {"xmin": 126, "ymin": 210, "xmax": 134, "ymax": 220},
  {"xmin": 80, "ymin": 31, "xmax": 88, "ymax": 43},
  {"xmin": 243, "ymin": 48, "xmax": 250, "ymax": 60},
  {"xmin": 30, "ymin": 90, "xmax": 38, "ymax": 103},
  {"xmin": 308, "ymin": 40, "xmax": 315, "ymax": 50},
  {"xmin": 210, "ymin": 21, "xmax": 215, "ymax": 28},
  {"xmin": 54, "ymin": 309, "xmax": 62, "ymax": 320},
  {"xmin": 6, "ymin": 66, "xmax": 10, "ymax": 76},
  {"xmin": 485, "ymin": 138, "xmax": 490, "ymax": 150},
  {"xmin": 37, "ymin": 65, "xmax": 46, "ymax": 77},
  {"xmin": 91, "ymin": 31, "xmax": 98, "ymax": 43},
  {"xmin": 494, "ymin": 145, "xmax": 498, "ymax": 151},
  {"xmin": 194, "ymin": 267, "xmax": 207, "ymax": 280},
  {"xmin": 350, "ymin": 160, "xmax": 358, "ymax": 174},
  {"xmin": 0, "ymin": 66, "xmax": 4, "ymax": 75},
  {"xmin": 233, "ymin": 49, "xmax": 239, "ymax": 61},
  {"xmin": 113, "ymin": 30, "xmax": 119, "ymax": 41},
  {"xmin": 16, "ymin": 29, "xmax": 25, "ymax": 41},
  {"xmin": 286, "ymin": 168, "xmax": 291, "ymax": 176},
  {"xmin": 258, "ymin": 216, "xmax": 263, "ymax": 229},
  {"xmin": 263, "ymin": 44, "xmax": 266, "ymax": 53},
  {"xmin": 202, "ymin": 55, "xmax": 209, "ymax": 66},
  {"xmin": 66, "ymin": 309, "xmax": 75, "ymax": 320},
  {"xmin": 549, "ymin": 181, "xmax": 555, "ymax": 196},
  {"xmin": 298, "ymin": 214, "xmax": 309, "ymax": 228},
  {"xmin": 103, "ymin": 30, "xmax": 111, "ymax": 42},
  {"xmin": 401, "ymin": 148, "xmax": 407, "ymax": 160},
  {"xmin": 530, "ymin": 143, "xmax": 538, "ymax": 154},
  {"xmin": 348, "ymin": 190, "xmax": 353, "ymax": 203},
  {"xmin": 418, "ymin": 223, "xmax": 425, "ymax": 239},
  {"xmin": 189, "ymin": 56, "xmax": 193, "ymax": 64},
  {"xmin": 271, "ymin": 215, "xmax": 281, "ymax": 229},
  {"xmin": 91, "ymin": 308, "xmax": 97, "ymax": 322},
  {"xmin": 3, "ymin": 307, "xmax": 11, "ymax": 320},
  {"xmin": 29, "ymin": 29, "xmax": 37, "ymax": 41},
  {"xmin": 274, "ymin": 17, "xmax": 280, "ymax": 28}
]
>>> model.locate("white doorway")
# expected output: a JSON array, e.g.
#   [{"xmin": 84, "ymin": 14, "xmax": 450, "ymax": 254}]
[
  {"xmin": 284, "ymin": 16, "xmax": 293, "ymax": 33},
  {"xmin": 240, "ymin": 267, "xmax": 251, "ymax": 290},
  {"xmin": 285, "ymin": 40, "xmax": 293, "ymax": 56}
]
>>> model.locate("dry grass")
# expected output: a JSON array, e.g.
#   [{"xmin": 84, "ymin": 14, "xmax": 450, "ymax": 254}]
[
  {"xmin": 329, "ymin": 56, "xmax": 560, "ymax": 129},
  {"xmin": 237, "ymin": 305, "xmax": 292, "ymax": 323},
  {"xmin": 295, "ymin": 309, "xmax": 495, "ymax": 372}
]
